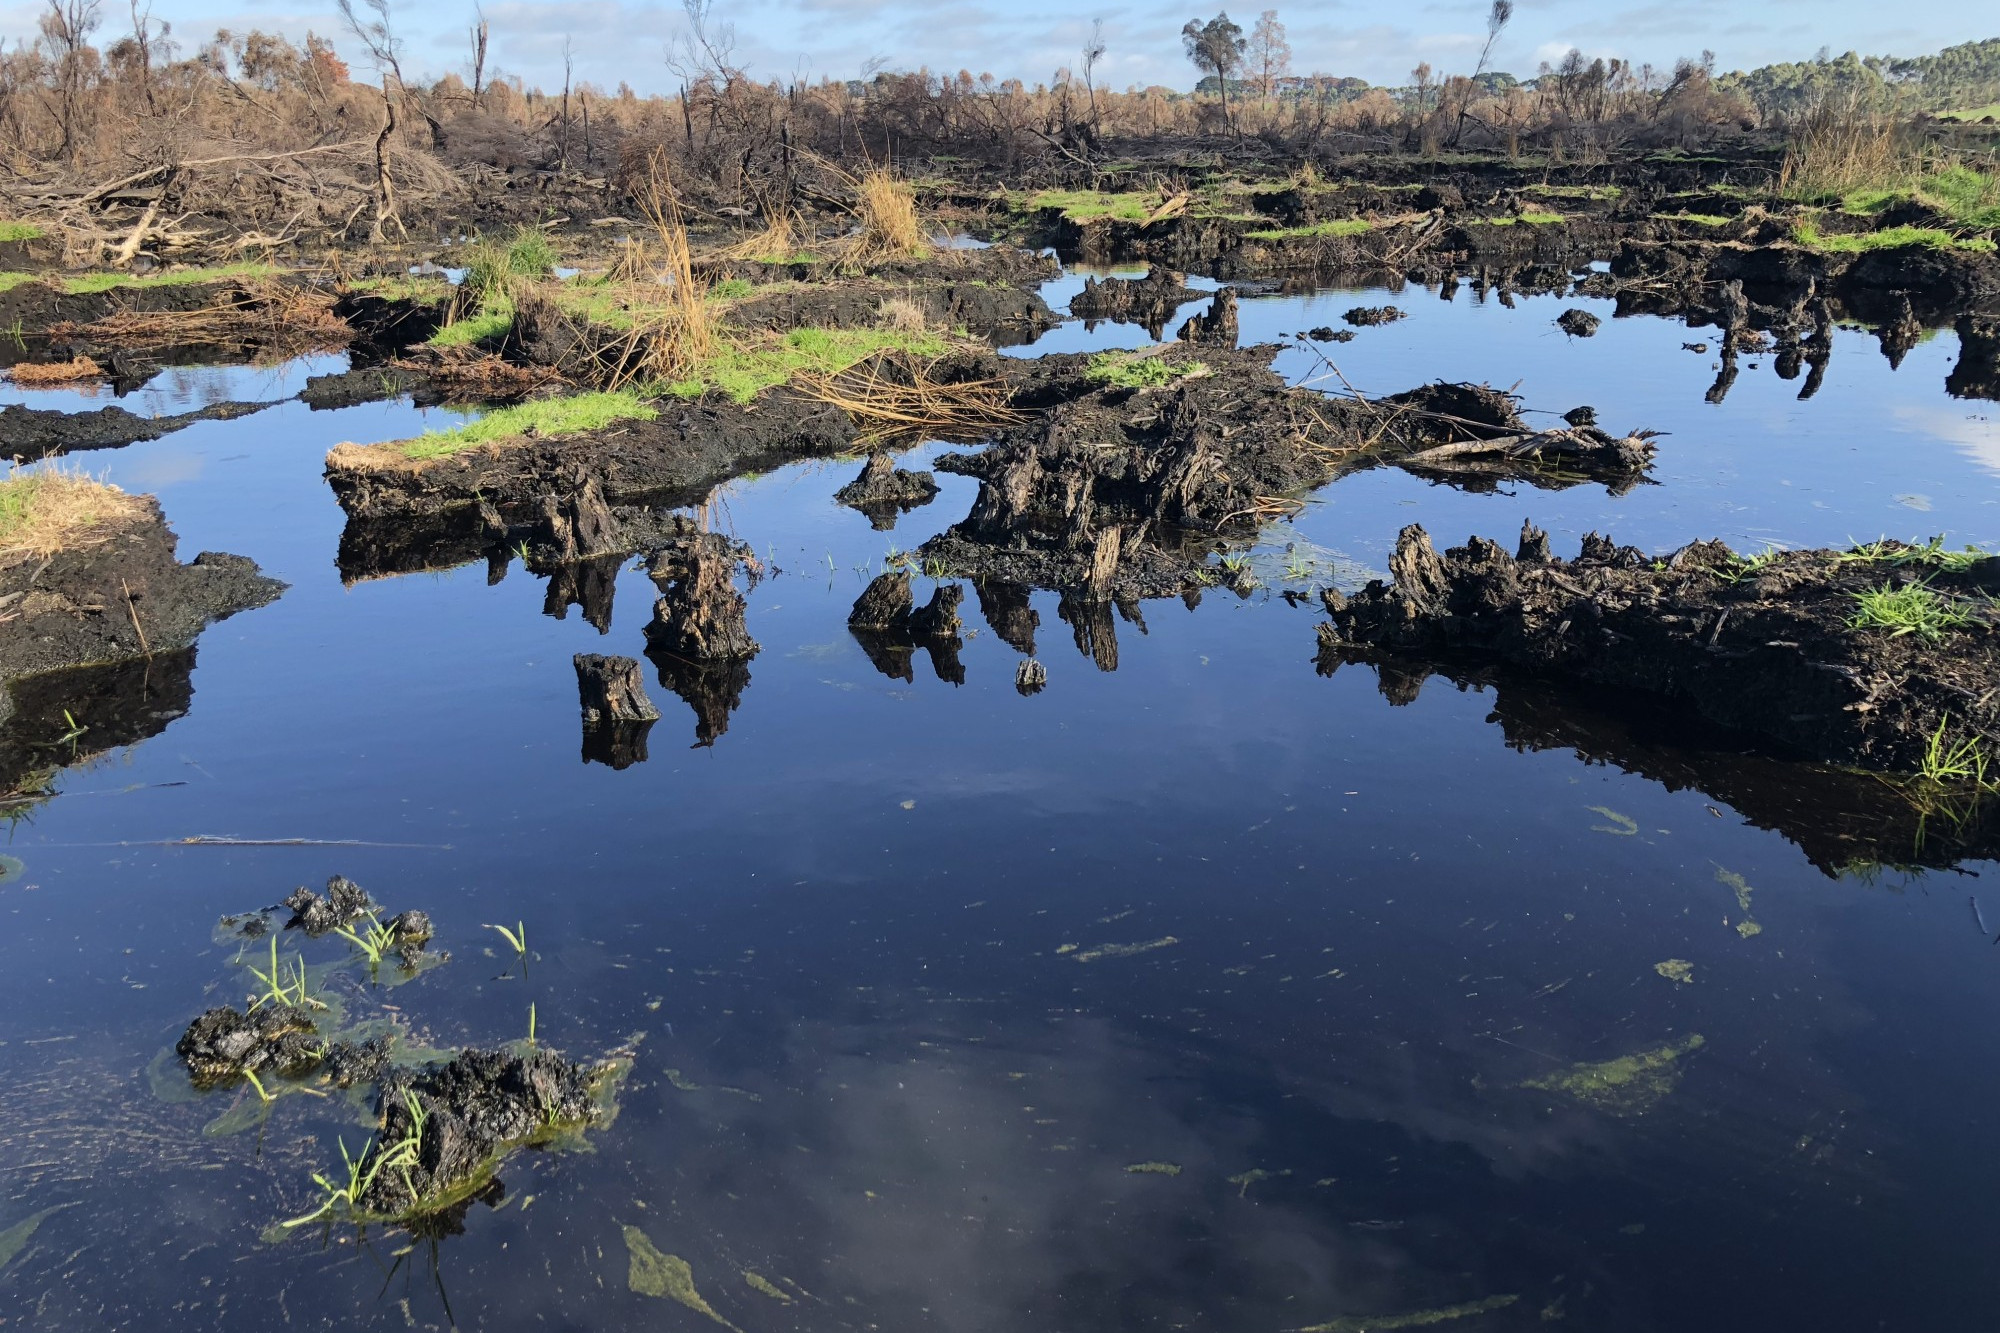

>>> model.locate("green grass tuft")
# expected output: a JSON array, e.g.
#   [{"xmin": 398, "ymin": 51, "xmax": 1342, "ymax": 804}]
[
  {"xmin": 60, "ymin": 261, "xmax": 279, "ymax": 294},
  {"xmin": 0, "ymin": 222, "xmax": 43, "ymax": 243},
  {"xmin": 1470, "ymin": 211, "xmax": 1565, "ymax": 227},
  {"xmin": 1793, "ymin": 220, "xmax": 1996, "ymax": 254},
  {"xmin": 400, "ymin": 391, "xmax": 658, "ymax": 461},
  {"xmin": 1023, "ymin": 189, "xmax": 1162, "ymax": 223},
  {"xmin": 1657, "ymin": 211, "xmax": 1733, "ymax": 226},
  {"xmin": 1244, "ymin": 218, "xmax": 1374, "ymax": 241},
  {"xmin": 1084, "ymin": 351, "xmax": 1206, "ymax": 389},
  {"xmin": 1849, "ymin": 580, "xmax": 1981, "ymax": 642},
  {"xmin": 428, "ymin": 301, "xmax": 515, "ymax": 349},
  {"xmin": 710, "ymin": 277, "xmax": 754, "ymax": 300},
  {"xmin": 662, "ymin": 326, "xmax": 952, "ymax": 405}
]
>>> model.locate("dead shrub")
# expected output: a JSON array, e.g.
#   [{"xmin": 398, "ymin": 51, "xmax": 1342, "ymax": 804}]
[{"xmin": 6, "ymin": 356, "xmax": 103, "ymax": 385}]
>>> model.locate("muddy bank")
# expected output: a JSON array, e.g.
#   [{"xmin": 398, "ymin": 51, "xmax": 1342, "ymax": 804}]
[
  {"xmin": 1320, "ymin": 525, "xmax": 2000, "ymax": 774},
  {"xmin": 0, "ymin": 398, "xmax": 282, "ymax": 461},
  {"xmin": 0, "ymin": 498, "xmax": 283, "ymax": 684},
  {"xmin": 696, "ymin": 243, "xmax": 1057, "ymax": 291},
  {"xmin": 724, "ymin": 277, "xmax": 1058, "ymax": 345},
  {"xmin": 326, "ymin": 386, "xmax": 858, "ymax": 522}
]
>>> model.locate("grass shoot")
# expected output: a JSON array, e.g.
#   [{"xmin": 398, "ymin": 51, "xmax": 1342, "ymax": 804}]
[
  {"xmin": 485, "ymin": 921, "xmax": 527, "ymax": 956},
  {"xmin": 1849, "ymin": 580, "xmax": 1981, "ymax": 642}
]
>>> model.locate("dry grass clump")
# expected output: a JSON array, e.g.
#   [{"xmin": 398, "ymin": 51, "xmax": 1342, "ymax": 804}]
[
  {"xmin": 874, "ymin": 296, "xmax": 934, "ymax": 332},
  {"xmin": 1780, "ymin": 96, "xmax": 1913, "ymax": 199},
  {"xmin": 846, "ymin": 167, "xmax": 929, "ymax": 262},
  {"xmin": 610, "ymin": 149, "xmax": 720, "ymax": 387},
  {"xmin": 0, "ymin": 469, "xmax": 146, "ymax": 558},
  {"xmin": 6, "ymin": 356, "xmax": 102, "ymax": 385},
  {"xmin": 46, "ymin": 283, "xmax": 350, "ymax": 354},
  {"xmin": 720, "ymin": 207, "xmax": 807, "ymax": 261},
  {"xmin": 795, "ymin": 351, "xmax": 1019, "ymax": 441}
]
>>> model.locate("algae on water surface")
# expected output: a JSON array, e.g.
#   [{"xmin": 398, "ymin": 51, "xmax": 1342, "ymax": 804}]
[
  {"xmin": 1296, "ymin": 1293, "xmax": 1519, "ymax": 1332},
  {"xmin": 1522, "ymin": 1035, "xmax": 1706, "ymax": 1116},
  {"xmin": 625, "ymin": 1226, "xmax": 740, "ymax": 1330}
]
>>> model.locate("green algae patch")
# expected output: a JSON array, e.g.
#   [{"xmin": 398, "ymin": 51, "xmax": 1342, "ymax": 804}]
[
  {"xmin": 0, "ymin": 1204, "xmax": 72, "ymax": 1273},
  {"xmin": 1070, "ymin": 936, "xmax": 1178, "ymax": 963},
  {"xmin": 1227, "ymin": 1167, "xmax": 1289, "ymax": 1196},
  {"xmin": 1522, "ymin": 1035, "xmax": 1706, "ymax": 1116},
  {"xmin": 625, "ymin": 1226, "xmax": 741, "ymax": 1329},
  {"xmin": 1654, "ymin": 959, "xmax": 1694, "ymax": 984},
  {"xmin": 1296, "ymin": 1294, "xmax": 1519, "ymax": 1332},
  {"xmin": 1124, "ymin": 1161, "xmax": 1183, "ymax": 1176},
  {"xmin": 744, "ymin": 1271, "xmax": 793, "ymax": 1301},
  {"xmin": 1587, "ymin": 805, "xmax": 1638, "ymax": 835},
  {"xmin": 1717, "ymin": 867, "xmax": 1763, "ymax": 938}
]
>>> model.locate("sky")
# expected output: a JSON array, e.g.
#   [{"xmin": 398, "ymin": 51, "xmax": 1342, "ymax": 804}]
[{"xmin": 1, "ymin": 0, "xmax": 1992, "ymax": 96}]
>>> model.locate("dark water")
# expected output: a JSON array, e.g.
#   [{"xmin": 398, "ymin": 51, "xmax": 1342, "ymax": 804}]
[{"xmin": 1, "ymin": 273, "xmax": 1998, "ymax": 1331}]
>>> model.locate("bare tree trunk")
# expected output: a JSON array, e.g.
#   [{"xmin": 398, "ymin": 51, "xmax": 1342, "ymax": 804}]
[
  {"xmin": 370, "ymin": 76, "xmax": 401, "ymax": 242},
  {"xmin": 470, "ymin": 12, "xmax": 488, "ymax": 106}
]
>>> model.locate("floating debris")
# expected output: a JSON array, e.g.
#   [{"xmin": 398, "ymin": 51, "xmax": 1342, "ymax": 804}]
[
  {"xmin": 1227, "ymin": 1167, "xmax": 1289, "ymax": 1197},
  {"xmin": 1654, "ymin": 959, "xmax": 1695, "ymax": 984},
  {"xmin": 1295, "ymin": 1293, "xmax": 1519, "ymax": 1332},
  {"xmin": 624, "ymin": 1227, "xmax": 741, "ymax": 1330},
  {"xmin": 1070, "ymin": 936, "xmax": 1178, "ymax": 963},
  {"xmin": 1522, "ymin": 1035, "xmax": 1706, "ymax": 1116},
  {"xmin": 0, "ymin": 1204, "xmax": 72, "ymax": 1273}
]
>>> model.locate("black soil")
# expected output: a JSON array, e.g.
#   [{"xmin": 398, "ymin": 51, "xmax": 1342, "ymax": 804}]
[
  {"xmin": 0, "ymin": 499, "xmax": 283, "ymax": 684},
  {"xmin": 1320, "ymin": 524, "xmax": 2000, "ymax": 773}
]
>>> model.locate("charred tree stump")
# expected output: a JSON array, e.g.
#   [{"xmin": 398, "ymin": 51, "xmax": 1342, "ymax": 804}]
[
  {"xmin": 575, "ymin": 653, "xmax": 659, "ymax": 769},
  {"xmin": 849, "ymin": 571, "xmax": 913, "ymax": 629},
  {"xmin": 575, "ymin": 654, "xmax": 659, "ymax": 724},
  {"xmin": 645, "ymin": 534, "xmax": 760, "ymax": 661},
  {"xmin": 1178, "ymin": 287, "xmax": 1238, "ymax": 345}
]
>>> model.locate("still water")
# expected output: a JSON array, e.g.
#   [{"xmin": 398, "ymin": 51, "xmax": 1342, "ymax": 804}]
[{"xmin": 0, "ymin": 271, "xmax": 1996, "ymax": 1330}]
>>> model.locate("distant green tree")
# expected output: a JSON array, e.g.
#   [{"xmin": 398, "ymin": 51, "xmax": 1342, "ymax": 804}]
[{"xmin": 1182, "ymin": 12, "xmax": 1247, "ymax": 131}]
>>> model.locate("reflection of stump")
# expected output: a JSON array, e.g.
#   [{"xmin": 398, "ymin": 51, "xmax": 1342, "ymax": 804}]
[
  {"xmin": 976, "ymin": 581, "xmax": 1038, "ymax": 655},
  {"xmin": 575, "ymin": 654, "xmax": 658, "ymax": 769},
  {"xmin": 575, "ymin": 654, "xmax": 659, "ymax": 724},
  {"xmin": 850, "ymin": 575, "xmax": 965, "ymax": 684},
  {"xmin": 543, "ymin": 554, "xmax": 621, "ymax": 633},
  {"xmin": 1058, "ymin": 590, "xmax": 1119, "ymax": 673},
  {"xmin": 648, "ymin": 647, "xmax": 752, "ymax": 748},
  {"xmin": 645, "ymin": 535, "xmax": 760, "ymax": 660}
]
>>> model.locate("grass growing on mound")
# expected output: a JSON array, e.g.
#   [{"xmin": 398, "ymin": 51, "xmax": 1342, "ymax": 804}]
[
  {"xmin": 1939, "ymin": 104, "xmax": 2000, "ymax": 123},
  {"xmin": 1849, "ymin": 580, "xmax": 1980, "ymax": 642},
  {"xmin": 662, "ymin": 326, "xmax": 952, "ymax": 404},
  {"xmin": 1839, "ymin": 167, "xmax": 2000, "ymax": 230},
  {"xmin": 0, "ymin": 272, "xmax": 36, "ymax": 293},
  {"xmin": 1084, "ymin": 351, "xmax": 1206, "ymax": 389},
  {"xmin": 428, "ymin": 302, "xmax": 515, "ymax": 349},
  {"xmin": 0, "ymin": 469, "xmax": 145, "ymax": 556},
  {"xmin": 1657, "ymin": 211, "xmax": 1734, "ymax": 226},
  {"xmin": 1792, "ymin": 220, "xmax": 1997, "ymax": 253},
  {"xmin": 346, "ymin": 274, "xmax": 455, "ymax": 304},
  {"xmin": 1244, "ymin": 218, "xmax": 1374, "ymax": 241},
  {"xmin": 61, "ymin": 262, "xmax": 280, "ymax": 294},
  {"xmin": 0, "ymin": 222, "xmax": 42, "ymax": 243},
  {"xmin": 1023, "ymin": 190, "xmax": 1162, "ymax": 223},
  {"xmin": 1471, "ymin": 211, "xmax": 1565, "ymax": 227},
  {"xmin": 397, "ymin": 392, "xmax": 658, "ymax": 462}
]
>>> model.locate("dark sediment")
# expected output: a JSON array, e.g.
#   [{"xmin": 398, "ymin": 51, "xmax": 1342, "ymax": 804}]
[{"xmin": 1320, "ymin": 523, "xmax": 2000, "ymax": 773}]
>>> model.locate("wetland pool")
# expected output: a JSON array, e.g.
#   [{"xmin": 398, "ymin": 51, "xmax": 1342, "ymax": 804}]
[{"xmin": 0, "ymin": 272, "xmax": 1997, "ymax": 1331}]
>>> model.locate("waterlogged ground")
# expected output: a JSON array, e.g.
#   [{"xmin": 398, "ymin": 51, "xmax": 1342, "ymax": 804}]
[{"xmin": 1, "ymin": 272, "xmax": 1999, "ymax": 1330}]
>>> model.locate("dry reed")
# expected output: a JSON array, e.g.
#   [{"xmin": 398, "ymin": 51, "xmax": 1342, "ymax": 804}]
[
  {"xmin": 45, "ymin": 284, "xmax": 350, "ymax": 352},
  {"xmin": 0, "ymin": 468, "xmax": 146, "ymax": 558},
  {"xmin": 1780, "ymin": 95, "xmax": 1913, "ymax": 199},
  {"xmin": 6, "ymin": 356, "xmax": 103, "ymax": 385},
  {"xmin": 796, "ymin": 351, "xmax": 1019, "ymax": 441}
]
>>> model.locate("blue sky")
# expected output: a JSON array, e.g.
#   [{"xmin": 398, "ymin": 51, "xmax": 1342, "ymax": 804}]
[{"xmin": 4, "ymin": 0, "xmax": 1992, "ymax": 95}]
